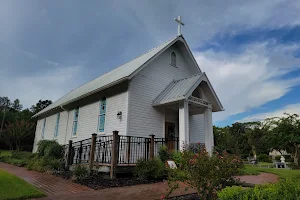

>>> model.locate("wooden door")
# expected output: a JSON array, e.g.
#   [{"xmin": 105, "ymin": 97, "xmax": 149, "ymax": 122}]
[{"xmin": 165, "ymin": 122, "xmax": 176, "ymax": 151}]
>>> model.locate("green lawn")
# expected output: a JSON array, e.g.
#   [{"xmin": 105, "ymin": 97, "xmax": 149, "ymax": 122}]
[
  {"xmin": 0, "ymin": 169, "xmax": 45, "ymax": 200},
  {"xmin": 0, "ymin": 150, "xmax": 12, "ymax": 157},
  {"xmin": 243, "ymin": 165, "xmax": 300, "ymax": 179}
]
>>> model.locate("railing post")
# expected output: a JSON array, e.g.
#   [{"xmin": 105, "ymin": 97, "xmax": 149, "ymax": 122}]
[
  {"xmin": 149, "ymin": 135, "xmax": 155, "ymax": 159},
  {"xmin": 78, "ymin": 141, "xmax": 83, "ymax": 163},
  {"xmin": 127, "ymin": 136, "xmax": 131, "ymax": 164},
  {"xmin": 110, "ymin": 130, "xmax": 119, "ymax": 179},
  {"xmin": 89, "ymin": 133, "xmax": 97, "ymax": 171},
  {"xmin": 66, "ymin": 140, "xmax": 73, "ymax": 168}
]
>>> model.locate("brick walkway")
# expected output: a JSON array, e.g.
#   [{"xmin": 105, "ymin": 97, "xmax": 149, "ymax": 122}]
[
  {"xmin": 0, "ymin": 162, "xmax": 279, "ymax": 200},
  {"xmin": 0, "ymin": 162, "xmax": 92, "ymax": 197},
  {"xmin": 41, "ymin": 182, "xmax": 196, "ymax": 200},
  {"xmin": 0, "ymin": 162, "xmax": 195, "ymax": 199},
  {"xmin": 236, "ymin": 172, "xmax": 279, "ymax": 185}
]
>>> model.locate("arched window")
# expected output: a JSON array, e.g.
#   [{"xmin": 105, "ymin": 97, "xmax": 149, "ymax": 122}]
[
  {"xmin": 170, "ymin": 51, "xmax": 176, "ymax": 67},
  {"xmin": 98, "ymin": 97, "xmax": 106, "ymax": 132}
]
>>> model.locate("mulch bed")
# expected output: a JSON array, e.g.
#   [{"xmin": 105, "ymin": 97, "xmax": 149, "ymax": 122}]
[
  {"xmin": 75, "ymin": 173, "xmax": 164, "ymax": 190},
  {"xmin": 52, "ymin": 170, "xmax": 73, "ymax": 180}
]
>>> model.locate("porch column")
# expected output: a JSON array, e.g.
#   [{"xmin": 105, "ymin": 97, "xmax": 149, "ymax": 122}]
[
  {"xmin": 204, "ymin": 105, "xmax": 213, "ymax": 155},
  {"xmin": 179, "ymin": 101, "xmax": 189, "ymax": 150}
]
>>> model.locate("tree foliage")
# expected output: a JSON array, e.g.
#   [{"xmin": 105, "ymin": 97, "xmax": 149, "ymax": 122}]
[
  {"xmin": 0, "ymin": 97, "xmax": 52, "ymax": 151},
  {"xmin": 214, "ymin": 113, "xmax": 300, "ymax": 165}
]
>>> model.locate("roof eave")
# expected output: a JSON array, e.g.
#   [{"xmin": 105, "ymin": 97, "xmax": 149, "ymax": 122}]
[{"xmin": 32, "ymin": 76, "xmax": 129, "ymax": 118}]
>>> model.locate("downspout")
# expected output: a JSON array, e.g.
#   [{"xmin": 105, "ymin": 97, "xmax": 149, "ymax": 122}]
[{"xmin": 61, "ymin": 105, "xmax": 69, "ymax": 145}]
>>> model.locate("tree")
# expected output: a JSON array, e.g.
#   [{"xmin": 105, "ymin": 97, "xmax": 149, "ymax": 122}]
[
  {"xmin": 243, "ymin": 121, "xmax": 270, "ymax": 158},
  {"xmin": 30, "ymin": 99, "xmax": 52, "ymax": 114},
  {"xmin": 267, "ymin": 113, "xmax": 300, "ymax": 165},
  {"xmin": 0, "ymin": 97, "xmax": 11, "ymax": 133},
  {"xmin": 2, "ymin": 120, "xmax": 35, "ymax": 150},
  {"xmin": 11, "ymin": 99, "xmax": 23, "ymax": 112}
]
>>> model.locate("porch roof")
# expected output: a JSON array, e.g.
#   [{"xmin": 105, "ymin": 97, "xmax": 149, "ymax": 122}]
[{"xmin": 152, "ymin": 73, "xmax": 224, "ymax": 112}]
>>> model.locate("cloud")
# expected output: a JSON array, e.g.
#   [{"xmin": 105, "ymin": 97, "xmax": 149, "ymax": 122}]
[
  {"xmin": 239, "ymin": 103, "xmax": 300, "ymax": 122},
  {"xmin": 1, "ymin": 0, "xmax": 300, "ymax": 117},
  {"xmin": 0, "ymin": 65, "xmax": 83, "ymax": 109},
  {"xmin": 195, "ymin": 41, "xmax": 300, "ymax": 122}
]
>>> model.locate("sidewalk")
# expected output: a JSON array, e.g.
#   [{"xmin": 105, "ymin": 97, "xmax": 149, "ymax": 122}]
[
  {"xmin": 0, "ymin": 162, "xmax": 195, "ymax": 200},
  {"xmin": 0, "ymin": 162, "xmax": 91, "ymax": 197}
]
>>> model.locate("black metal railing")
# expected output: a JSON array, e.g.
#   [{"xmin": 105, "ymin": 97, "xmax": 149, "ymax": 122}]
[
  {"xmin": 94, "ymin": 135, "xmax": 113, "ymax": 164},
  {"xmin": 118, "ymin": 136, "xmax": 151, "ymax": 164},
  {"xmin": 71, "ymin": 138, "xmax": 92, "ymax": 164},
  {"xmin": 154, "ymin": 137, "xmax": 179, "ymax": 157},
  {"xmin": 67, "ymin": 134, "xmax": 180, "ymax": 166}
]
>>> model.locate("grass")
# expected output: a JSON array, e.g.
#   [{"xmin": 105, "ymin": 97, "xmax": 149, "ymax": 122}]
[
  {"xmin": 0, "ymin": 150, "xmax": 12, "ymax": 157},
  {"xmin": 243, "ymin": 165, "xmax": 300, "ymax": 179},
  {"xmin": 0, "ymin": 169, "xmax": 45, "ymax": 200}
]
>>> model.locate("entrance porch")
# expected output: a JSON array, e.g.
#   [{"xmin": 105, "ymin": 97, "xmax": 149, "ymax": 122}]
[{"xmin": 153, "ymin": 73, "xmax": 224, "ymax": 155}]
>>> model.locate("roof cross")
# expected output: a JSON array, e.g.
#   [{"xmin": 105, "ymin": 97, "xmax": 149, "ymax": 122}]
[{"xmin": 174, "ymin": 16, "xmax": 185, "ymax": 36}]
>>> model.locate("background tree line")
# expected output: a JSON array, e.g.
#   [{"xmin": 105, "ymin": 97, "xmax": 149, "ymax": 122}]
[
  {"xmin": 0, "ymin": 97, "xmax": 52, "ymax": 151},
  {"xmin": 214, "ymin": 113, "xmax": 300, "ymax": 165}
]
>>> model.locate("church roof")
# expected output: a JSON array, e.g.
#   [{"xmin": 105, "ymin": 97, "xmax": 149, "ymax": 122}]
[
  {"xmin": 34, "ymin": 35, "xmax": 184, "ymax": 117},
  {"xmin": 152, "ymin": 73, "xmax": 224, "ymax": 112},
  {"xmin": 153, "ymin": 73, "xmax": 203, "ymax": 106}
]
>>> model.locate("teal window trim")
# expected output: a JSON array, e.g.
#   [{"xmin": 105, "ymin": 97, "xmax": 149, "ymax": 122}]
[
  {"xmin": 54, "ymin": 113, "xmax": 60, "ymax": 138},
  {"xmin": 98, "ymin": 98, "xmax": 106, "ymax": 132},
  {"xmin": 42, "ymin": 118, "xmax": 46, "ymax": 139},
  {"xmin": 72, "ymin": 108, "xmax": 79, "ymax": 136}
]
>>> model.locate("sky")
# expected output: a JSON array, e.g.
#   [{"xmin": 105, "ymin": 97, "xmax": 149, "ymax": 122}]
[{"xmin": 1, "ymin": 0, "xmax": 300, "ymax": 126}]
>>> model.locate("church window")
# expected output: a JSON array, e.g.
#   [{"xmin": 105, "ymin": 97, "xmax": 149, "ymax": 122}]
[
  {"xmin": 98, "ymin": 97, "xmax": 106, "ymax": 132},
  {"xmin": 72, "ymin": 107, "xmax": 79, "ymax": 136},
  {"xmin": 54, "ymin": 113, "xmax": 60, "ymax": 138},
  {"xmin": 42, "ymin": 118, "xmax": 46, "ymax": 139},
  {"xmin": 170, "ymin": 51, "xmax": 177, "ymax": 67}
]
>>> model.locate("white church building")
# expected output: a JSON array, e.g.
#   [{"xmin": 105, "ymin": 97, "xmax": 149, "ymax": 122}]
[{"xmin": 33, "ymin": 33, "xmax": 223, "ymax": 155}]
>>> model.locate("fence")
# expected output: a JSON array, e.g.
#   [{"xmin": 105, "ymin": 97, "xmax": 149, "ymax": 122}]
[{"xmin": 65, "ymin": 131, "xmax": 179, "ymax": 178}]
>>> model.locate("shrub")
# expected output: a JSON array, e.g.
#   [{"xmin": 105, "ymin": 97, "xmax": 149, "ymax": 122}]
[
  {"xmin": 11, "ymin": 151, "xmax": 34, "ymax": 160},
  {"xmin": 44, "ymin": 142, "xmax": 63, "ymax": 159},
  {"xmin": 284, "ymin": 155, "xmax": 294, "ymax": 163},
  {"xmin": 0, "ymin": 157, "xmax": 28, "ymax": 167},
  {"xmin": 217, "ymin": 186, "xmax": 244, "ymax": 200},
  {"xmin": 27, "ymin": 157, "xmax": 61, "ymax": 172},
  {"xmin": 158, "ymin": 145, "xmax": 170, "ymax": 163},
  {"xmin": 134, "ymin": 157, "xmax": 166, "ymax": 180},
  {"xmin": 275, "ymin": 155, "xmax": 281, "ymax": 161},
  {"xmin": 171, "ymin": 151, "xmax": 182, "ymax": 166},
  {"xmin": 166, "ymin": 144, "xmax": 244, "ymax": 200},
  {"xmin": 287, "ymin": 162, "xmax": 299, "ymax": 170},
  {"xmin": 257, "ymin": 154, "xmax": 272, "ymax": 163},
  {"xmin": 218, "ymin": 179, "xmax": 300, "ymax": 200},
  {"xmin": 37, "ymin": 140, "xmax": 60, "ymax": 157},
  {"xmin": 73, "ymin": 165, "xmax": 89, "ymax": 180}
]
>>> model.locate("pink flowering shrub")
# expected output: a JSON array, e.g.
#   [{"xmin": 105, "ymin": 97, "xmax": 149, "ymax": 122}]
[{"xmin": 166, "ymin": 144, "xmax": 243, "ymax": 200}]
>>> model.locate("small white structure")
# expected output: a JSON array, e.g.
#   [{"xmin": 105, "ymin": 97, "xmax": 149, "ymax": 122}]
[
  {"xmin": 32, "ymin": 23, "xmax": 224, "ymax": 154},
  {"xmin": 280, "ymin": 156, "xmax": 285, "ymax": 163}
]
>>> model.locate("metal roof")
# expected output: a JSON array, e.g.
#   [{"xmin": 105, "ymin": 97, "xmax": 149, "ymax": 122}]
[
  {"xmin": 152, "ymin": 73, "xmax": 204, "ymax": 106},
  {"xmin": 33, "ymin": 36, "xmax": 180, "ymax": 117}
]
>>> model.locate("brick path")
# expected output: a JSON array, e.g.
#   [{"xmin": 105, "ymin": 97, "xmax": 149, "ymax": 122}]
[
  {"xmin": 0, "ymin": 162, "xmax": 92, "ymax": 197},
  {"xmin": 0, "ymin": 162, "xmax": 279, "ymax": 200},
  {"xmin": 0, "ymin": 162, "xmax": 195, "ymax": 199},
  {"xmin": 41, "ymin": 181, "xmax": 196, "ymax": 200},
  {"xmin": 236, "ymin": 172, "xmax": 279, "ymax": 185}
]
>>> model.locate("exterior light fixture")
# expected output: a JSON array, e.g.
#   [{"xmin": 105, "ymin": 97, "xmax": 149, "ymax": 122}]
[{"xmin": 117, "ymin": 111, "xmax": 122, "ymax": 119}]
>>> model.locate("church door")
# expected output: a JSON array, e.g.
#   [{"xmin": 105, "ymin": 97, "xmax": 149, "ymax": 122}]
[{"xmin": 165, "ymin": 122, "xmax": 176, "ymax": 151}]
